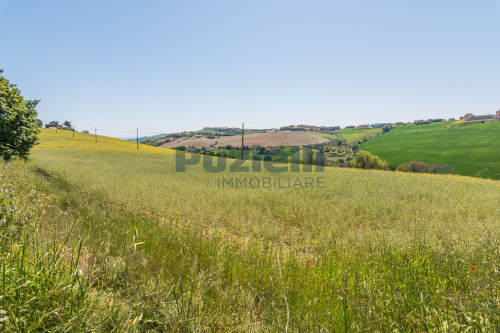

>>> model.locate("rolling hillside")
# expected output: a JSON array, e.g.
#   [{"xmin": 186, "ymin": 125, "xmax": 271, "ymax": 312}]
[
  {"xmin": 2, "ymin": 128, "xmax": 499, "ymax": 331},
  {"xmin": 361, "ymin": 120, "xmax": 500, "ymax": 179},
  {"xmin": 313, "ymin": 127, "xmax": 382, "ymax": 143},
  {"xmin": 160, "ymin": 130, "xmax": 328, "ymax": 148}
]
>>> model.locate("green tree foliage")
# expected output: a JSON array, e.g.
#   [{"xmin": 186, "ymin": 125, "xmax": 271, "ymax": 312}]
[
  {"xmin": 45, "ymin": 120, "xmax": 60, "ymax": 128},
  {"xmin": 348, "ymin": 150, "xmax": 389, "ymax": 170},
  {"xmin": 62, "ymin": 120, "xmax": 73, "ymax": 130},
  {"xmin": 0, "ymin": 70, "xmax": 40, "ymax": 160},
  {"xmin": 397, "ymin": 161, "xmax": 454, "ymax": 174},
  {"xmin": 397, "ymin": 161, "xmax": 430, "ymax": 173}
]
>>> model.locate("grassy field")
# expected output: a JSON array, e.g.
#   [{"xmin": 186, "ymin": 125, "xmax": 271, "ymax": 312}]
[
  {"xmin": 1, "ymin": 128, "xmax": 499, "ymax": 331},
  {"xmin": 314, "ymin": 128, "xmax": 382, "ymax": 143},
  {"xmin": 360, "ymin": 121, "xmax": 500, "ymax": 179}
]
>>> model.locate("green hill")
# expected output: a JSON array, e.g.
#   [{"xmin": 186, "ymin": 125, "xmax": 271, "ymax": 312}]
[
  {"xmin": 360, "ymin": 120, "xmax": 500, "ymax": 179},
  {"xmin": 314, "ymin": 127, "xmax": 382, "ymax": 143}
]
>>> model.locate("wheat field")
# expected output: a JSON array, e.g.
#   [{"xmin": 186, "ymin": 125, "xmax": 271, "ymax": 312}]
[{"xmin": 1, "ymin": 128, "xmax": 498, "ymax": 331}]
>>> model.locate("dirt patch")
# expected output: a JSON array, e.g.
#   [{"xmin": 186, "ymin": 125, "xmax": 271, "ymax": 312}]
[{"xmin": 159, "ymin": 131, "xmax": 328, "ymax": 149}]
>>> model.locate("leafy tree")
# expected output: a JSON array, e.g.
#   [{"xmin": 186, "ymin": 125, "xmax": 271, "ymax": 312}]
[
  {"xmin": 63, "ymin": 120, "xmax": 72, "ymax": 129},
  {"xmin": 35, "ymin": 118, "xmax": 43, "ymax": 128},
  {"xmin": 382, "ymin": 125, "xmax": 392, "ymax": 133},
  {"xmin": 0, "ymin": 70, "xmax": 40, "ymax": 160},
  {"xmin": 431, "ymin": 163, "xmax": 454, "ymax": 174},
  {"xmin": 45, "ymin": 120, "xmax": 60, "ymax": 128},
  {"xmin": 263, "ymin": 155, "xmax": 272, "ymax": 161},
  {"xmin": 397, "ymin": 161, "xmax": 430, "ymax": 173},
  {"xmin": 348, "ymin": 150, "xmax": 389, "ymax": 170},
  {"xmin": 396, "ymin": 161, "xmax": 454, "ymax": 174}
]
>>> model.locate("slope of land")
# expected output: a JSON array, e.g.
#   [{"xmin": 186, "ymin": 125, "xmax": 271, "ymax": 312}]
[
  {"xmin": 314, "ymin": 127, "xmax": 382, "ymax": 143},
  {"xmin": 159, "ymin": 130, "xmax": 328, "ymax": 148},
  {"xmin": 361, "ymin": 120, "xmax": 500, "ymax": 179},
  {"xmin": 2, "ymin": 128, "xmax": 498, "ymax": 331}
]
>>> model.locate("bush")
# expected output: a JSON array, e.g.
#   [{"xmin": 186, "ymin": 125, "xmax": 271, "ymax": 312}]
[
  {"xmin": 348, "ymin": 150, "xmax": 389, "ymax": 170},
  {"xmin": 397, "ymin": 161, "xmax": 431, "ymax": 173},
  {"xmin": 431, "ymin": 163, "xmax": 454, "ymax": 174},
  {"xmin": 0, "ymin": 69, "xmax": 40, "ymax": 160},
  {"xmin": 396, "ymin": 161, "xmax": 454, "ymax": 174}
]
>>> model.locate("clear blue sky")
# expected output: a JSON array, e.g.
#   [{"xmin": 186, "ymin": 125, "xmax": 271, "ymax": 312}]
[{"xmin": 1, "ymin": 0, "xmax": 499, "ymax": 136}]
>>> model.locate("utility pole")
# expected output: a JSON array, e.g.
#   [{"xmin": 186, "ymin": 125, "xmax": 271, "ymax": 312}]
[
  {"xmin": 95, "ymin": 127, "xmax": 97, "ymax": 143},
  {"xmin": 137, "ymin": 128, "xmax": 139, "ymax": 149},
  {"xmin": 241, "ymin": 123, "xmax": 244, "ymax": 160}
]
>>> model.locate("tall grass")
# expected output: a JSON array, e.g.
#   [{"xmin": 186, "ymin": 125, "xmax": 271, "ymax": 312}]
[{"xmin": 0, "ymin": 129, "xmax": 498, "ymax": 331}]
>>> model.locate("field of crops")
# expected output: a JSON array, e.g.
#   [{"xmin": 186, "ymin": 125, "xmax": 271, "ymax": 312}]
[
  {"xmin": 361, "ymin": 121, "xmax": 500, "ymax": 180},
  {"xmin": 1, "ymin": 128, "xmax": 499, "ymax": 331}
]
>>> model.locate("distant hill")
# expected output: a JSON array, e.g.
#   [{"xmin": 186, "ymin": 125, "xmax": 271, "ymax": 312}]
[
  {"xmin": 160, "ymin": 131, "xmax": 328, "ymax": 148},
  {"xmin": 360, "ymin": 120, "xmax": 500, "ymax": 180}
]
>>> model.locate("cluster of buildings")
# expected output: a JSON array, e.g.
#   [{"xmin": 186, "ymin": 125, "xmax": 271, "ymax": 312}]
[
  {"xmin": 280, "ymin": 125, "xmax": 341, "ymax": 132},
  {"xmin": 413, "ymin": 118, "xmax": 450, "ymax": 125},
  {"xmin": 463, "ymin": 110, "xmax": 500, "ymax": 121},
  {"xmin": 349, "ymin": 122, "xmax": 411, "ymax": 129},
  {"xmin": 278, "ymin": 109, "xmax": 499, "ymax": 132}
]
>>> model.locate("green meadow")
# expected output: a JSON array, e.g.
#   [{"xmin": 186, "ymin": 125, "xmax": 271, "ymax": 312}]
[
  {"xmin": 361, "ymin": 121, "xmax": 500, "ymax": 179},
  {"xmin": 1, "ymin": 129, "xmax": 499, "ymax": 331},
  {"xmin": 314, "ymin": 127, "xmax": 382, "ymax": 143}
]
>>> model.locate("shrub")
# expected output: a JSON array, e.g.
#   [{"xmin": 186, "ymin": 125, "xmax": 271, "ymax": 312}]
[
  {"xmin": 397, "ymin": 161, "xmax": 431, "ymax": 173},
  {"xmin": 348, "ymin": 150, "xmax": 389, "ymax": 170},
  {"xmin": 431, "ymin": 163, "xmax": 454, "ymax": 174}
]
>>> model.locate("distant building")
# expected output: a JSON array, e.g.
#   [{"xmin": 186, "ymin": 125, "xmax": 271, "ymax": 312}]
[
  {"xmin": 470, "ymin": 114, "xmax": 495, "ymax": 121},
  {"xmin": 371, "ymin": 123, "xmax": 390, "ymax": 128},
  {"xmin": 357, "ymin": 124, "xmax": 371, "ymax": 129},
  {"xmin": 464, "ymin": 111, "xmax": 499, "ymax": 121},
  {"xmin": 448, "ymin": 118, "xmax": 455, "ymax": 121}
]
